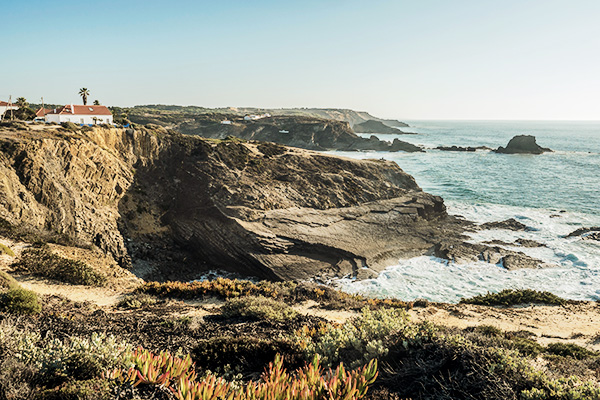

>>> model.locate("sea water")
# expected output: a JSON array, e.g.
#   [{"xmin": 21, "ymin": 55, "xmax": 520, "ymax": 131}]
[{"xmin": 331, "ymin": 120, "xmax": 600, "ymax": 303}]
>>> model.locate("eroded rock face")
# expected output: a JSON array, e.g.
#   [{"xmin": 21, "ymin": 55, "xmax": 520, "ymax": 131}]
[
  {"xmin": 479, "ymin": 218, "xmax": 532, "ymax": 232},
  {"xmin": 0, "ymin": 127, "xmax": 455, "ymax": 281},
  {"xmin": 352, "ymin": 120, "xmax": 414, "ymax": 135},
  {"xmin": 495, "ymin": 135, "xmax": 552, "ymax": 154}
]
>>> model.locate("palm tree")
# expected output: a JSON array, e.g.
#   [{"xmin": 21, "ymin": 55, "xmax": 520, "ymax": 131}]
[
  {"xmin": 16, "ymin": 97, "xmax": 28, "ymax": 108},
  {"xmin": 93, "ymin": 100, "xmax": 100, "ymax": 105},
  {"xmin": 78, "ymin": 88, "xmax": 90, "ymax": 105}
]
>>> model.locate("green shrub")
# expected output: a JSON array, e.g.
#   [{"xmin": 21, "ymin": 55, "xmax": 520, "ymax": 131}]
[
  {"xmin": 221, "ymin": 295, "xmax": 298, "ymax": 322},
  {"xmin": 297, "ymin": 307, "xmax": 437, "ymax": 368},
  {"xmin": 17, "ymin": 332, "xmax": 130, "ymax": 385},
  {"xmin": 116, "ymin": 292, "xmax": 158, "ymax": 309},
  {"xmin": 460, "ymin": 289, "xmax": 567, "ymax": 306},
  {"xmin": 0, "ymin": 270, "xmax": 19, "ymax": 290},
  {"xmin": 545, "ymin": 342, "xmax": 599, "ymax": 360},
  {"xmin": 0, "ymin": 243, "xmax": 14, "ymax": 257},
  {"xmin": 12, "ymin": 246, "xmax": 106, "ymax": 286},
  {"xmin": 0, "ymin": 287, "xmax": 41, "ymax": 314},
  {"xmin": 38, "ymin": 378, "xmax": 113, "ymax": 400}
]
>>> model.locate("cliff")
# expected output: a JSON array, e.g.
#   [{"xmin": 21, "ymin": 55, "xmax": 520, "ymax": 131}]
[
  {"xmin": 353, "ymin": 120, "xmax": 414, "ymax": 134},
  {"xmin": 0, "ymin": 126, "xmax": 457, "ymax": 281},
  {"xmin": 163, "ymin": 115, "xmax": 423, "ymax": 152}
]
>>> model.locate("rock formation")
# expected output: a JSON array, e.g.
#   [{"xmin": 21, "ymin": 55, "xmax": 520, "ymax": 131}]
[
  {"xmin": 436, "ymin": 145, "xmax": 492, "ymax": 152},
  {"xmin": 565, "ymin": 227, "xmax": 600, "ymax": 241},
  {"xmin": 0, "ymin": 126, "xmax": 549, "ymax": 282},
  {"xmin": 495, "ymin": 135, "xmax": 552, "ymax": 154},
  {"xmin": 352, "ymin": 120, "xmax": 414, "ymax": 135}
]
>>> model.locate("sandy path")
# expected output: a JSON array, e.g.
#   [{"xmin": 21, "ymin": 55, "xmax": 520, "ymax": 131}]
[{"xmin": 409, "ymin": 302, "xmax": 600, "ymax": 351}]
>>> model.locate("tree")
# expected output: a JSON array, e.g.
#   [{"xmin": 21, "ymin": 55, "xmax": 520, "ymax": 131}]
[
  {"xmin": 16, "ymin": 97, "xmax": 28, "ymax": 108},
  {"xmin": 93, "ymin": 100, "xmax": 100, "ymax": 105},
  {"xmin": 78, "ymin": 88, "xmax": 90, "ymax": 105}
]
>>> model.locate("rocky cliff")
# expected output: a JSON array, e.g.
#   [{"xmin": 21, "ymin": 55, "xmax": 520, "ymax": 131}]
[
  {"xmin": 0, "ymin": 126, "xmax": 549, "ymax": 282},
  {"xmin": 353, "ymin": 120, "xmax": 414, "ymax": 135},
  {"xmin": 0, "ymin": 126, "xmax": 460, "ymax": 281}
]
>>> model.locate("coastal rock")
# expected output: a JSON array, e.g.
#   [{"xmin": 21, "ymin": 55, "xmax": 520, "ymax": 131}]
[
  {"xmin": 565, "ymin": 227, "xmax": 600, "ymax": 241},
  {"xmin": 433, "ymin": 242, "xmax": 551, "ymax": 270},
  {"xmin": 171, "ymin": 115, "xmax": 422, "ymax": 153},
  {"xmin": 436, "ymin": 145, "xmax": 492, "ymax": 152},
  {"xmin": 0, "ymin": 126, "xmax": 460, "ymax": 282},
  {"xmin": 495, "ymin": 135, "xmax": 552, "ymax": 154},
  {"xmin": 353, "ymin": 120, "xmax": 415, "ymax": 135},
  {"xmin": 479, "ymin": 218, "xmax": 532, "ymax": 232}
]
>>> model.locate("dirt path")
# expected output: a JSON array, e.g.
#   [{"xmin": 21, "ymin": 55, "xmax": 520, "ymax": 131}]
[{"xmin": 409, "ymin": 302, "xmax": 600, "ymax": 351}]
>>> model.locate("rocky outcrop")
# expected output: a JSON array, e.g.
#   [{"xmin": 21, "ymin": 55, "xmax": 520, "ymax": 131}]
[
  {"xmin": 479, "ymin": 218, "xmax": 532, "ymax": 231},
  {"xmin": 436, "ymin": 145, "xmax": 491, "ymax": 152},
  {"xmin": 0, "ymin": 127, "xmax": 554, "ymax": 282},
  {"xmin": 353, "ymin": 120, "xmax": 414, "ymax": 135},
  {"xmin": 174, "ymin": 115, "xmax": 423, "ymax": 153},
  {"xmin": 565, "ymin": 227, "xmax": 600, "ymax": 241},
  {"xmin": 0, "ymin": 127, "xmax": 457, "ymax": 282},
  {"xmin": 433, "ymin": 242, "xmax": 553, "ymax": 270},
  {"xmin": 495, "ymin": 135, "xmax": 552, "ymax": 154}
]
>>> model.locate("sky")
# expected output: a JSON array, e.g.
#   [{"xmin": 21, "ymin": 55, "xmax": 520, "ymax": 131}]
[{"xmin": 1, "ymin": 0, "xmax": 599, "ymax": 120}]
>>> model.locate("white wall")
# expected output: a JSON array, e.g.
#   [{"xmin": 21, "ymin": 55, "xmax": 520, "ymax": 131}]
[
  {"xmin": 46, "ymin": 113, "xmax": 113, "ymax": 125},
  {"xmin": 0, "ymin": 105, "xmax": 19, "ymax": 121}
]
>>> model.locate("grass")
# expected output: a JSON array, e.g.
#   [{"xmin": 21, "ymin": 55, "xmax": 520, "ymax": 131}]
[
  {"xmin": 0, "ymin": 270, "xmax": 19, "ymax": 290},
  {"xmin": 459, "ymin": 289, "xmax": 568, "ymax": 306},
  {"xmin": 11, "ymin": 245, "xmax": 106, "ymax": 286},
  {"xmin": 0, "ymin": 243, "xmax": 14, "ymax": 257}
]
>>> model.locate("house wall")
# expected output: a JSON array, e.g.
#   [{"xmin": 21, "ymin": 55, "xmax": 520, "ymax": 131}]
[
  {"xmin": 0, "ymin": 105, "xmax": 19, "ymax": 121},
  {"xmin": 46, "ymin": 114, "xmax": 113, "ymax": 125}
]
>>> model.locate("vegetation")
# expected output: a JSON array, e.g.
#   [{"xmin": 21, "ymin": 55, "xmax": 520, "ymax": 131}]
[
  {"xmin": 138, "ymin": 278, "xmax": 409, "ymax": 310},
  {"xmin": 221, "ymin": 295, "xmax": 298, "ymax": 322},
  {"xmin": 459, "ymin": 289, "xmax": 568, "ymax": 306},
  {"xmin": 106, "ymin": 347, "xmax": 378, "ymax": 400},
  {"xmin": 116, "ymin": 292, "xmax": 158, "ymax": 309},
  {"xmin": 0, "ymin": 287, "xmax": 42, "ymax": 314},
  {"xmin": 296, "ymin": 307, "xmax": 437, "ymax": 368},
  {"xmin": 0, "ymin": 243, "xmax": 14, "ymax": 257},
  {"xmin": 78, "ymin": 88, "xmax": 90, "ymax": 105},
  {"xmin": 11, "ymin": 244, "xmax": 106, "ymax": 286}
]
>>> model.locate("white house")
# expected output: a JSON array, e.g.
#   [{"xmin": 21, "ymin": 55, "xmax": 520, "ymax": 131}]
[
  {"xmin": 0, "ymin": 101, "xmax": 19, "ymax": 121},
  {"xmin": 43, "ymin": 104, "xmax": 113, "ymax": 125}
]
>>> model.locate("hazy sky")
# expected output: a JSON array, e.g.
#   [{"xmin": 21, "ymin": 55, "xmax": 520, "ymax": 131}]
[{"xmin": 2, "ymin": 0, "xmax": 599, "ymax": 120}]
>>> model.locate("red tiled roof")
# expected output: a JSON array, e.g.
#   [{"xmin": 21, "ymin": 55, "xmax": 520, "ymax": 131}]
[
  {"xmin": 46, "ymin": 105, "xmax": 112, "ymax": 116},
  {"xmin": 0, "ymin": 101, "xmax": 12, "ymax": 107},
  {"xmin": 35, "ymin": 108, "xmax": 53, "ymax": 117}
]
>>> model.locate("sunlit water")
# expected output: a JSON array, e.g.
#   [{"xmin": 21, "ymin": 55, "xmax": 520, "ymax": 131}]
[{"xmin": 330, "ymin": 120, "xmax": 600, "ymax": 302}]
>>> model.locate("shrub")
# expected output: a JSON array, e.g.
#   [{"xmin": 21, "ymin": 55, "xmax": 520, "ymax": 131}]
[
  {"xmin": 0, "ymin": 287, "xmax": 42, "ymax": 314},
  {"xmin": 459, "ymin": 289, "xmax": 567, "ymax": 306},
  {"xmin": 0, "ymin": 318, "xmax": 41, "ymax": 358},
  {"xmin": 193, "ymin": 336, "xmax": 303, "ymax": 378},
  {"xmin": 0, "ymin": 243, "xmax": 14, "ymax": 257},
  {"xmin": 0, "ymin": 358, "xmax": 37, "ymax": 400},
  {"xmin": 18, "ymin": 332, "xmax": 130, "ymax": 385},
  {"xmin": 296, "ymin": 307, "xmax": 437, "ymax": 368},
  {"xmin": 0, "ymin": 270, "xmax": 18, "ymax": 290},
  {"xmin": 221, "ymin": 295, "xmax": 298, "ymax": 322},
  {"xmin": 12, "ymin": 245, "xmax": 106, "ymax": 286},
  {"xmin": 38, "ymin": 378, "xmax": 113, "ymax": 400},
  {"xmin": 545, "ymin": 342, "xmax": 599, "ymax": 360},
  {"xmin": 116, "ymin": 292, "xmax": 158, "ymax": 309},
  {"xmin": 60, "ymin": 122, "xmax": 80, "ymax": 131}
]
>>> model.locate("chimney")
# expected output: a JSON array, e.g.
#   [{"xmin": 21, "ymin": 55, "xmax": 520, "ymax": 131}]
[{"xmin": 71, "ymin": 104, "xmax": 74, "ymax": 114}]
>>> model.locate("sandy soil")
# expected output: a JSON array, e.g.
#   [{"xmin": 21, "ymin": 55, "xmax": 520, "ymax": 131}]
[{"xmin": 409, "ymin": 302, "xmax": 600, "ymax": 351}]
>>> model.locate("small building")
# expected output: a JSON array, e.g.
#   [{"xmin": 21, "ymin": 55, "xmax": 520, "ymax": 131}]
[
  {"xmin": 34, "ymin": 108, "xmax": 53, "ymax": 122},
  {"xmin": 221, "ymin": 120, "xmax": 232, "ymax": 125},
  {"xmin": 0, "ymin": 101, "xmax": 19, "ymax": 121},
  {"xmin": 44, "ymin": 104, "xmax": 113, "ymax": 125}
]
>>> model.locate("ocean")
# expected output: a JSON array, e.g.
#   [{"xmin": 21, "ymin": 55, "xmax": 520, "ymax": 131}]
[{"xmin": 331, "ymin": 120, "xmax": 600, "ymax": 303}]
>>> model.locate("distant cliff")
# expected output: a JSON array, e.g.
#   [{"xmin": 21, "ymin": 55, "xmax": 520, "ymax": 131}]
[
  {"xmin": 353, "ymin": 120, "xmax": 415, "ymax": 134},
  {"xmin": 132, "ymin": 113, "xmax": 422, "ymax": 153}
]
